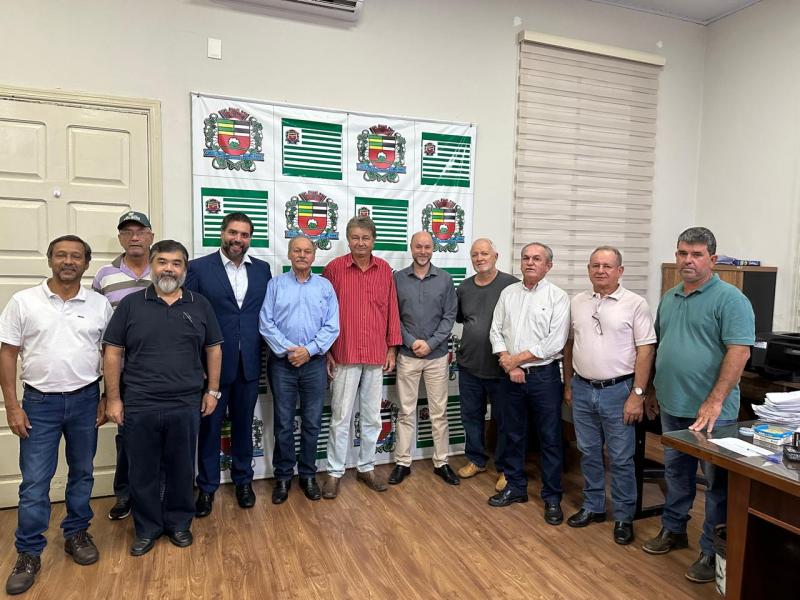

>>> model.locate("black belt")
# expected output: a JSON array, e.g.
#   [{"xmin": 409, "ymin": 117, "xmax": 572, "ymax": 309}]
[
  {"xmin": 576, "ymin": 373, "xmax": 634, "ymax": 389},
  {"xmin": 23, "ymin": 378, "xmax": 100, "ymax": 396},
  {"xmin": 519, "ymin": 362, "xmax": 556, "ymax": 374}
]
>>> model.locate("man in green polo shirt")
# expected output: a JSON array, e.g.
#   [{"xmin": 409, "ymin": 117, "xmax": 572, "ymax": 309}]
[{"xmin": 642, "ymin": 227, "xmax": 754, "ymax": 585}]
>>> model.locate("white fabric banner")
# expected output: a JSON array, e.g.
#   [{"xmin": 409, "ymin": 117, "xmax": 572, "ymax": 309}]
[{"xmin": 191, "ymin": 93, "xmax": 476, "ymax": 481}]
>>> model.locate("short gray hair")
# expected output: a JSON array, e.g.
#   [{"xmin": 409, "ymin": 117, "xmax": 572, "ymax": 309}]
[
  {"xmin": 288, "ymin": 235, "xmax": 316, "ymax": 252},
  {"xmin": 471, "ymin": 238, "xmax": 498, "ymax": 254},
  {"xmin": 677, "ymin": 227, "xmax": 716, "ymax": 255},
  {"xmin": 346, "ymin": 216, "xmax": 377, "ymax": 239},
  {"xmin": 521, "ymin": 242, "xmax": 553, "ymax": 263},
  {"xmin": 590, "ymin": 246, "xmax": 623, "ymax": 267}
]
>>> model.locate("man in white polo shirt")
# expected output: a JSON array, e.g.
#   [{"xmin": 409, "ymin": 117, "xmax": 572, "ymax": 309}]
[
  {"xmin": 0, "ymin": 235, "xmax": 113, "ymax": 596},
  {"xmin": 562, "ymin": 246, "xmax": 656, "ymax": 545}
]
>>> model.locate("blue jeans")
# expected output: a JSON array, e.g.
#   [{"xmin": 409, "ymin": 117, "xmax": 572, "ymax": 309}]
[
  {"xmin": 269, "ymin": 354, "xmax": 326, "ymax": 480},
  {"xmin": 660, "ymin": 411, "xmax": 736, "ymax": 555},
  {"xmin": 502, "ymin": 362, "xmax": 564, "ymax": 502},
  {"xmin": 197, "ymin": 359, "xmax": 259, "ymax": 492},
  {"xmin": 458, "ymin": 368, "xmax": 506, "ymax": 471},
  {"xmin": 16, "ymin": 383, "xmax": 100, "ymax": 555},
  {"xmin": 571, "ymin": 376, "xmax": 636, "ymax": 522}
]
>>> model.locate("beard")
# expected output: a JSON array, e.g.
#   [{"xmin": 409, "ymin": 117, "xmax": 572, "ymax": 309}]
[
  {"xmin": 222, "ymin": 238, "xmax": 249, "ymax": 259},
  {"xmin": 153, "ymin": 270, "xmax": 186, "ymax": 294}
]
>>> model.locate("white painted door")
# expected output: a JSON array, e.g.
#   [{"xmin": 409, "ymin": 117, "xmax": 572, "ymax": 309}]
[{"xmin": 0, "ymin": 93, "xmax": 157, "ymax": 508}]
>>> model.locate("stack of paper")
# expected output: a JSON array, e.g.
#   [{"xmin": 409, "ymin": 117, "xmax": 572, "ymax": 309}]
[{"xmin": 753, "ymin": 390, "xmax": 800, "ymax": 427}]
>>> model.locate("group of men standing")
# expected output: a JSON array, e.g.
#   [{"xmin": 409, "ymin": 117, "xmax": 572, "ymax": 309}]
[
  {"xmin": 0, "ymin": 212, "xmax": 754, "ymax": 594},
  {"xmin": 453, "ymin": 227, "xmax": 754, "ymax": 586}
]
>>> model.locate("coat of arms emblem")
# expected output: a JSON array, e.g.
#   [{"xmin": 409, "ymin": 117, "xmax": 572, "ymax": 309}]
[
  {"xmin": 203, "ymin": 107, "xmax": 264, "ymax": 171},
  {"xmin": 284, "ymin": 190, "xmax": 339, "ymax": 250},
  {"xmin": 422, "ymin": 198, "xmax": 465, "ymax": 252},
  {"xmin": 356, "ymin": 124, "xmax": 406, "ymax": 183}
]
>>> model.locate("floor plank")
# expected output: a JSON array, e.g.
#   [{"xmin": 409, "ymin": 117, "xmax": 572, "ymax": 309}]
[{"xmin": 0, "ymin": 458, "xmax": 718, "ymax": 599}]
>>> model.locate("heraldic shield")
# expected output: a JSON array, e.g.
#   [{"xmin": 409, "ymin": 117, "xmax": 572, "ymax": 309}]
[
  {"xmin": 356, "ymin": 124, "xmax": 407, "ymax": 183},
  {"xmin": 422, "ymin": 198, "xmax": 465, "ymax": 252},
  {"xmin": 204, "ymin": 107, "xmax": 265, "ymax": 171},
  {"xmin": 285, "ymin": 190, "xmax": 339, "ymax": 250}
]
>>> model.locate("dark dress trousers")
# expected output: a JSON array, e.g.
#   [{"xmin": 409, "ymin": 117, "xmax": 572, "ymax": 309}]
[{"xmin": 185, "ymin": 251, "xmax": 272, "ymax": 491}]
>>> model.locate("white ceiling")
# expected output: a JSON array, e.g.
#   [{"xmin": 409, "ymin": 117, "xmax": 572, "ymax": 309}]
[{"xmin": 586, "ymin": 0, "xmax": 761, "ymax": 25}]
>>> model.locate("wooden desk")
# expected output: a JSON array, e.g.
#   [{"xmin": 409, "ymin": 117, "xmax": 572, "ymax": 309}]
[{"xmin": 662, "ymin": 423, "xmax": 800, "ymax": 600}]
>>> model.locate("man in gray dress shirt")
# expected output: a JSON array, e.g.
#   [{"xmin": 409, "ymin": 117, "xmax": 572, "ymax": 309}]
[{"xmin": 388, "ymin": 231, "xmax": 459, "ymax": 486}]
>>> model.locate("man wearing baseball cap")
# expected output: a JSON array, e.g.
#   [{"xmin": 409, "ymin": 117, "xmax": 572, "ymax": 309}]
[{"xmin": 92, "ymin": 210, "xmax": 154, "ymax": 520}]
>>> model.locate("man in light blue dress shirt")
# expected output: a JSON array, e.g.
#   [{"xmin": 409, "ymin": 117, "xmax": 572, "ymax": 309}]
[{"xmin": 259, "ymin": 235, "xmax": 340, "ymax": 503}]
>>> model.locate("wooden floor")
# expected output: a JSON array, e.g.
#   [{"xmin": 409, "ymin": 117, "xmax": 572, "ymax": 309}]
[{"xmin": 0, "ymin": 455, "xmax": 718, "ymax": 600}]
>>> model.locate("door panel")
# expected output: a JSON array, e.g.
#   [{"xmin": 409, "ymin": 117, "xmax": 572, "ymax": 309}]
[{"xmin": 0, "ymin": 93, "xmax": 156, "ymax": 508}]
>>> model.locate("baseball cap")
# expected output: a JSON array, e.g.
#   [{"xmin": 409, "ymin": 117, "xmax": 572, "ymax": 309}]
[{"xmin": 118, "ymin": 210, "xmax": 152, "ymax": 230}]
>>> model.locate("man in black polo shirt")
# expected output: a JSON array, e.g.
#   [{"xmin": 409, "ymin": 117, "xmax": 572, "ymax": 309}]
[{"xmin": 103, "ymin": 240, "xmax": 223, "ymax": 557}]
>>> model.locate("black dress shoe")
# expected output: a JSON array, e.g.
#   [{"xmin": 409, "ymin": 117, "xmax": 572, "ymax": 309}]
[
  {"xmin": 544, "ymin": 501, "xmax": 563, "ymax": 526},
  {"xmin": 168, "ymin": 530, "xmax": 193, "ymax": 548},
  {"xmin": 488, "ymin": 488, "xmax": 528, "ymax": 507},
  {"xmin": 272, "ymin": 479, "xmax": 291, "ymax": 504},
  {"xmin": 130, "ymin": 538, "xmax": 157, "ymax": 557},
  {"xmin": 567, "ymin": 508, "xmax": 607, "ymax": 528},
  {"xmin": 614, "ymin": 521, "xmax": 634, "ymax": 545},
  {"xmin": 433, "ymin": 464, "xmax": 460, "ymax": 486},
  {"xmin": 299, "ymin": 477, "xmax": 321, "ymax": 501},
  {"xmin": 236, "ymin": 483, "xmax": 256, "ymax": 508},
  {"xmin": 195, "ymin": 491, "xmax": 214, "ymax": 518},
  {"xmin": 388, "ymin": 465, "xmax": 411, "ymax": 485}
]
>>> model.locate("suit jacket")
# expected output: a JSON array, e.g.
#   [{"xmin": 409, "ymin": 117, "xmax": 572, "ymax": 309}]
[{"xmin": 185, "ymin": 251, "xmax": 272, "ymax": 385}]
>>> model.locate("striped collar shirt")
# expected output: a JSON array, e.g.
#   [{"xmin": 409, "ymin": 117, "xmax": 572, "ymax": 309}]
[
  {"xmin": 92, "ymin": 253, "xmax": 151, "ymax": 308},
  {"xmin": 323, "ymin": 253, "xmax": 402, "ymax": 366}
]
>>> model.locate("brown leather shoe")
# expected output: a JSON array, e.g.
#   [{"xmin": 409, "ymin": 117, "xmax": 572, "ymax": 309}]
[
  {"xmin": 495, "ymin": 473, "xmax": 507, "ymax": 492},
  {"xmin": 357, "ymin": 470, "xmax": 388, "ymax": 492},
  {"xmin": 322, "ymin": 476, "xmax": 340, "ymax": 500},
  {"xmin": 457, "ymin": 462, "xmax": 486, "ymax": 478}
]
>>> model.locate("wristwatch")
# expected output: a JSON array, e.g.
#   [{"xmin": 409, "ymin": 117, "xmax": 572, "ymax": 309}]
[
  {"xmin": 205, "ymin": 390, "xmax": 222, "ymax": 399},
  {"xmin": 632, "ymin": 387, "xmax": 645, "ymax": 397}
]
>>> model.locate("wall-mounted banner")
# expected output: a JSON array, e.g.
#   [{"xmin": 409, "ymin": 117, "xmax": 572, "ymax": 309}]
[
  {"xmin": 191, "ymin": 93, "xmax": 476, "ymax": 264},
  {"xmin": 192, "ymin": 92, "xmax": 476, "ymax": 480}
]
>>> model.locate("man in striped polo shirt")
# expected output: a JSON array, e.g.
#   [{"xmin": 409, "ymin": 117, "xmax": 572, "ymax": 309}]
[
  {"xmin": 321, "ymin": 216, "xmax": 402, "ymax": 499},
  {"xmin": 92, "ymin": 210, "xmax": 153, "ymax": 520}
]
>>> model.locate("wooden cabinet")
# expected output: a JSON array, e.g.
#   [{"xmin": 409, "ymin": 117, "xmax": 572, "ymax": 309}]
[{"xmin": 660, "ymin": 263, "xmax": 777, "ymax": 333}]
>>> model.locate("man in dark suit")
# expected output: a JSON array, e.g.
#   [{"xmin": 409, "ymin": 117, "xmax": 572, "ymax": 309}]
[{"xmin": 185, "ymin": 212, "xmax": 272, "ymax": 516}]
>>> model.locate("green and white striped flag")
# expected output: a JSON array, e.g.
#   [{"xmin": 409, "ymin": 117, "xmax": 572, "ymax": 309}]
[
  {"xmin": 282, "ymin": 118, "xmax": 343, "ymax": 180},
  {"xmin": 201, "ymin": 187, "xmax": 269, "ymax": 247},
  {"xmin": 420, "ymin": 132, "xmax": 472, "ymax": 187},
  {"xmin": 354, "ymin": 197, "xmax": 408, "ymax": 251},
  {"xmin": 442, "ymin": 266, "xmax": 467, "ymax": 287},
  {"xmin": 416, "ymin": 396, "xmax": 465, "ymax": 448}
]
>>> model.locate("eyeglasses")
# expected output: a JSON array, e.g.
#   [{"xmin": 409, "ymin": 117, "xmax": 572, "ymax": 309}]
[
  {"xmin": 119, "ymin": 229, "xmax": 152, "ymax": 239},
  {"xmin": 592, "ymin": 310, "xmax": 603, "ymax": 335}
]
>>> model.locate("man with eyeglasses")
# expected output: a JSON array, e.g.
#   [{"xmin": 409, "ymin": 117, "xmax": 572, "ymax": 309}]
[
  {"xmin": 92, "ymin": 211, "xmax": 154, "ymax": 521},
  {"xmin": 562, "ymin": 246, "xmax": 655, "ymax": 545},
  {"xmin": 487, "ymin": 242, "xmax": 570, "ymax": 526}
]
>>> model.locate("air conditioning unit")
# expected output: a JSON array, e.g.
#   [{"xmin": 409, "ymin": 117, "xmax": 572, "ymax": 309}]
[{"xmin": 227, "ymin": 0, "xmax": 364, "ymax": 21}]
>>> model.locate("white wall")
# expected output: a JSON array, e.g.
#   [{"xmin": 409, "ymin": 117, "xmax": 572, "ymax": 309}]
[
  {"xmin": 698, "ymin": 0, "xmax": 800, "ymax": 330},
  {"xmin": 0, "ymin": 0, "xmax": 707, "ymax": 307}
]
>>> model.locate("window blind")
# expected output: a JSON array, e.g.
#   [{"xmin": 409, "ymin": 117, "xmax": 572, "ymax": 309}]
[{"xmin": 512, "ymin": 35, "xmax": 663, "ymax": 297}]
